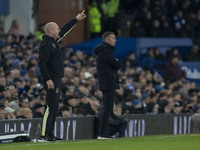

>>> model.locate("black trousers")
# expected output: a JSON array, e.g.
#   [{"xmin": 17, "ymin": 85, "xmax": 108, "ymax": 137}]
[
  {"xmin": 99, "ymin": 89, "xmax": 115, "ymax": 136},
  {"xmin": 42, "ymin": 78, "xmax": 61, "ymax": 137}
]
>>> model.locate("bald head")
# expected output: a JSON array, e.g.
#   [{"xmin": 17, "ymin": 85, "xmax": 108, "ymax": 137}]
[{"xmin": 44, "ymin": 22, "xmax": 60, "ymax": 39}]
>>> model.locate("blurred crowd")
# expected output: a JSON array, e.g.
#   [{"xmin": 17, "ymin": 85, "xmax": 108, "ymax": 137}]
[
  {"xmin": 128, "ymin": 0, "xmax": 200, "ymax": 40},
  {"xmin": 1, "ymin": 0, "xmax": 200, "ymax": 121},
  {"xmin": 89, "ymin": 0, "xmax": 200, "ymax": 44},
  {"xmin": 0, "ymin": 28, "xmax": 200, "ymax": 121}
]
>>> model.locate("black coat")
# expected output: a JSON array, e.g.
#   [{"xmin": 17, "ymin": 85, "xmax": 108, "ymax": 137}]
[
  {"xmin": 94, "ymin": 42, "xmax": 121, "ymax": 91},
  {"xmin": 38, "ymin": 18, "xmax": 77, "ymax": 82},
  {"xmin": 38, "ymin": 35, "xmax": 64, "ymax": 81}
]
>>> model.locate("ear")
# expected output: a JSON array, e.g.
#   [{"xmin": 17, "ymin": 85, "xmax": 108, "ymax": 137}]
[{"xmin": 104, "ymin": 38, "xmax": 109, "ymax": 43}]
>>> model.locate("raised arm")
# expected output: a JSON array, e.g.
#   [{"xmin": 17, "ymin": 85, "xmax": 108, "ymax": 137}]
[{"xmin": 56, "ymin": 10, "xmax": 86, "ymax": 42}]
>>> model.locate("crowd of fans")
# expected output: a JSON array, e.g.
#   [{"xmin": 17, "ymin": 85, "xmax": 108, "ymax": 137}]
[
  {"xmin": 120, "ymin": 0, "xmax": 200, "ymax": 42},
  {"xmin": 1, "ymin": 0, "xmax": 200, "ymax": 121},
  {"xmin": 93, "ymin": 0, "xmax": 200, "ymax": 44},
  {"xmin": 0, "ymin": 29, "xmax": 200, "ymax": 121}
]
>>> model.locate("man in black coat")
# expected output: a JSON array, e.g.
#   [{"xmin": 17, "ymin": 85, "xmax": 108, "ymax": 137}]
[
  {"xmin": 38, "ymin": 10, "xmax": 86, "ymax": 141},
  {"xmin": 94, "ymin": 31, "xmax": 121, "ymax": 139}
]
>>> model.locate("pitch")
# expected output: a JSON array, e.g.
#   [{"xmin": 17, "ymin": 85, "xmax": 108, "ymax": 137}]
[{"xmin": 1, "ymin": 134, "xmax": 200, "ymax": 150}]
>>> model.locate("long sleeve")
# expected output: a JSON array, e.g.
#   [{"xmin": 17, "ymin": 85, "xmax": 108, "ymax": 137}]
[{"xmin": 56, "ymin": 18, "xmax": 78, "ymax": 43}]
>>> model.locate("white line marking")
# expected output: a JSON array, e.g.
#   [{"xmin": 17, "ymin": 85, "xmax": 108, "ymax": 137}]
[{"xmin": 1, "ymin": 134, "xmax": 199, "ymax": 147}]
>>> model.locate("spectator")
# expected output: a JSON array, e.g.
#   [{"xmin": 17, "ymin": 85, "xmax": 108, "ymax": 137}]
[
  {"xmin": 0, "ymin": 107, "xmax": 6, "ymax": 120},
  {"xmin": 161, "ymin": 21, "xmax": 175, "ymax": 37},
  {"xmin": 163, "ymin": 56, "xmax": 186, "ymax": 82},
  {"xmin": 20, "ymin": 108, "xmax": 33, "ymax": 119},
  {"xmin": 60, "ymin": 105, "xmax": 74, "ymax": 117},
  {"xmin": 182, "ymin": 45, "xmax": 200, "ymax": 62},
  {"xmin": 173, "ymin": 10, "xmax": 186, "ymax": 37},
  {"xmin": 0, "ymin": 85, "xmax": 6, "ymax": 100},
  {"xmin": 2, "ymin": 99, "xmax": 9, "ymax": 108},
  {"xmin": 149, "ymin": 19, "xmax": 162, "ymax": 37},
  {"xmin": 9, "ymin": 101, "xmax": 22, "ymax": 118},
  {"xmin": 141, "ymin": 11, "xmax": 152, "ymax": 33},
  {"xmin": 122, "ymin": 94, "xmax": 146, "ymax": 114},
  {"xmin": 5, "ymin": 106, "xmax": 16, "ymax": 119},
  {"xmin": 182, "ymin": 99, "xmax": 195, "ymax": 113},
  {"xmin": 115, "ymin": 88, "xmax": 124, "ymax": 105},
  {"xmin": 142, "ymin": 48, "xmax": 156, "ymax": 70},
  {"xmin": 166, "ymin": 47, "xmax": 182, "ymax": 61},
  {"xmin": 106, "ymin": 0, "xmax": 120, "ymax": 33},
  {"xmin": 66, "ymin": 95, "xmax": 80, "ymax": 113},
  {"xmin": 82, "ymin": 100, "xmax": 100, "ymax": 116},
  {"xmin": 88, "ymin": 0, "xmax": 102, "ymax": 38},
  {"xmin": 167, "ymin": 0, "xmax": 179, "ymax": 18},
  {"xmin": 158, "ymin": 100, "xmax": 171, "ymax": 114},
  {"xmin": 33, "ymin": 103, "xmax": 45, "ymax": 118},
  {"xmin": 20, "ymin": 97, "xmax": 29, "ymax": 108},
  {"xmin": 9, "ymin": 101, "xmax": 20, "ymax": 111},
  {"xmin": 122, "ymin": 52, "xmax": 139, "ymax": 71},
  {"xmin": 147, "ymin": 102, "xmax": 159, "ymax": 114},
  {"xmin": 130, "ymin": 20, "xmax": 147, "ymax": 37},
  {"xmin": 0, "ymin": 76, "xmax": 6, "ymax": 87},
  {"xmin": 172, "ymin": 101, "xmax": 183, "ymax": 114},
  {"xmin": 153, "ymin": 47, "xmax": 166, "ymax": 70},
  {"xmin": 35, "ymin": 24, "xmax": 45, "ymax": 41},
  {"xmin": 6, "ymin": 84, "xmax": 18, "ymax": 98},
  {"xmin": 151, "ymin": 0, "xmax": 163, "ymax": 20},
  {"xmin": 153, "ymin": 47, "xmax": 166, "ymax": 62},
  {"xmin": 8, "ymin": 20, "xmax": 22, "ymax": 37}
]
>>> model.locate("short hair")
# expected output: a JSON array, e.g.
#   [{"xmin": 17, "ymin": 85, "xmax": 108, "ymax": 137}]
[
  {"xmin": 60, "ymin": 105, "xmax": 70, "ymax": 112},
  {"xmin": 102, "ymin": 31, "xmax": 114, "ymax": 42},
  {"xmin": 44, "ymin": 22, "xmax": 56, "ymax": 34}
]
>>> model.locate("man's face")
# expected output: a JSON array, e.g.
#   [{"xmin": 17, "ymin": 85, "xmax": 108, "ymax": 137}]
[
  {"xmin": 52, "ymin": 23, "xmax": 60, "ymax": 39},
  {"xmin": 106, "ymin": 34, "xmax": 117, "ymax": 46},
  {"xmin": 36, "ymin": 107, "xmax": 45, "ymax": 114},
  {"xmin": 61, "ymin": 110, "xmax": 72, "ymax": 117},
  {"xmin": 0, "ymin": 109, "xmax": 6, "ymax": 120},
  {"xmin": 21, "ymin": 98, "xmax": 29, "ymax": 108},
  {"xmin": 0, "ymin": 77, "xmax": 6, "ymax": 86},
  {"xmin": 171, "ymin": 57, "xmax": 179, "ymax": 65}
]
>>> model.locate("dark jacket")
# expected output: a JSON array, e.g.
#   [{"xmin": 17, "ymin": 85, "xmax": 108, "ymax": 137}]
[
  {"xmin": 38, "ymin": 18, "xmax": 77, "ymax": 82},
  {"xmin": 163, "ymin": 63, "xmax": 186, "ymax": 81},
  {"xmin": 33, "ymin": 111, "xmax": 43, "ymax": 118},
  {"xmin": 94, "ymin": 42, "xmax": 121, "ymax": 91}
]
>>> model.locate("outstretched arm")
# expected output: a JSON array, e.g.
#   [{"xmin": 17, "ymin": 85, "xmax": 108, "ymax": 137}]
[{"xmin": 56, "ymin": 10, "xmax": 87, "ymax": 42}]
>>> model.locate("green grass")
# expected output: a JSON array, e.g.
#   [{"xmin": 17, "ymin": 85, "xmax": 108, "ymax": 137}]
[{"xmin": 1, "ymin": 134, "xmax": 200, "ymax": 150}]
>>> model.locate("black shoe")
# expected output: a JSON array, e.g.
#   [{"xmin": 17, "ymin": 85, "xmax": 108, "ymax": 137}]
[
  {"xmin": 52, "ymin": 136, "xmax": 63, "ymax": 141},
  {"xmin": 48, "ymin": 134, "xmax": 63, "ymax": 141},
  {"xmin": 97, "ymin": 134, "xmax": 113, "ymax": 139},
  {"xmin": 38, "ymin": 136, "xmax": 55, "ymax": 142}
]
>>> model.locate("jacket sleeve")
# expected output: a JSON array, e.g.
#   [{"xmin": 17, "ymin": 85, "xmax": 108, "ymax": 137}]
[
  {"xmin": 56, "ymin": 18, "xmax": 78, "ymax": 42},
  {"xmin": 38, "ymin": 42, "xmax": 52, "ymax": 82}
]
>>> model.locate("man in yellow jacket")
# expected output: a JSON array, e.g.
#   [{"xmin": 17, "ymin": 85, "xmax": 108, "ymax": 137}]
[
  {"xmin": 88, "ymin": 0, "xmax": 102, "ymax": 38},
  {"xmin": 107, "ymin": 0, "xmax": 119, "ymax": 32},
  {"xmin": 101, "ymin": 0, "xmax": 120, "ymax": 33}
]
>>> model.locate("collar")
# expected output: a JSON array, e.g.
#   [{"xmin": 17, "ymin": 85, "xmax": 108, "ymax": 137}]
[{"xmin": 42, "ymin": 35, "xmax": 55, "ymax": 42}]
